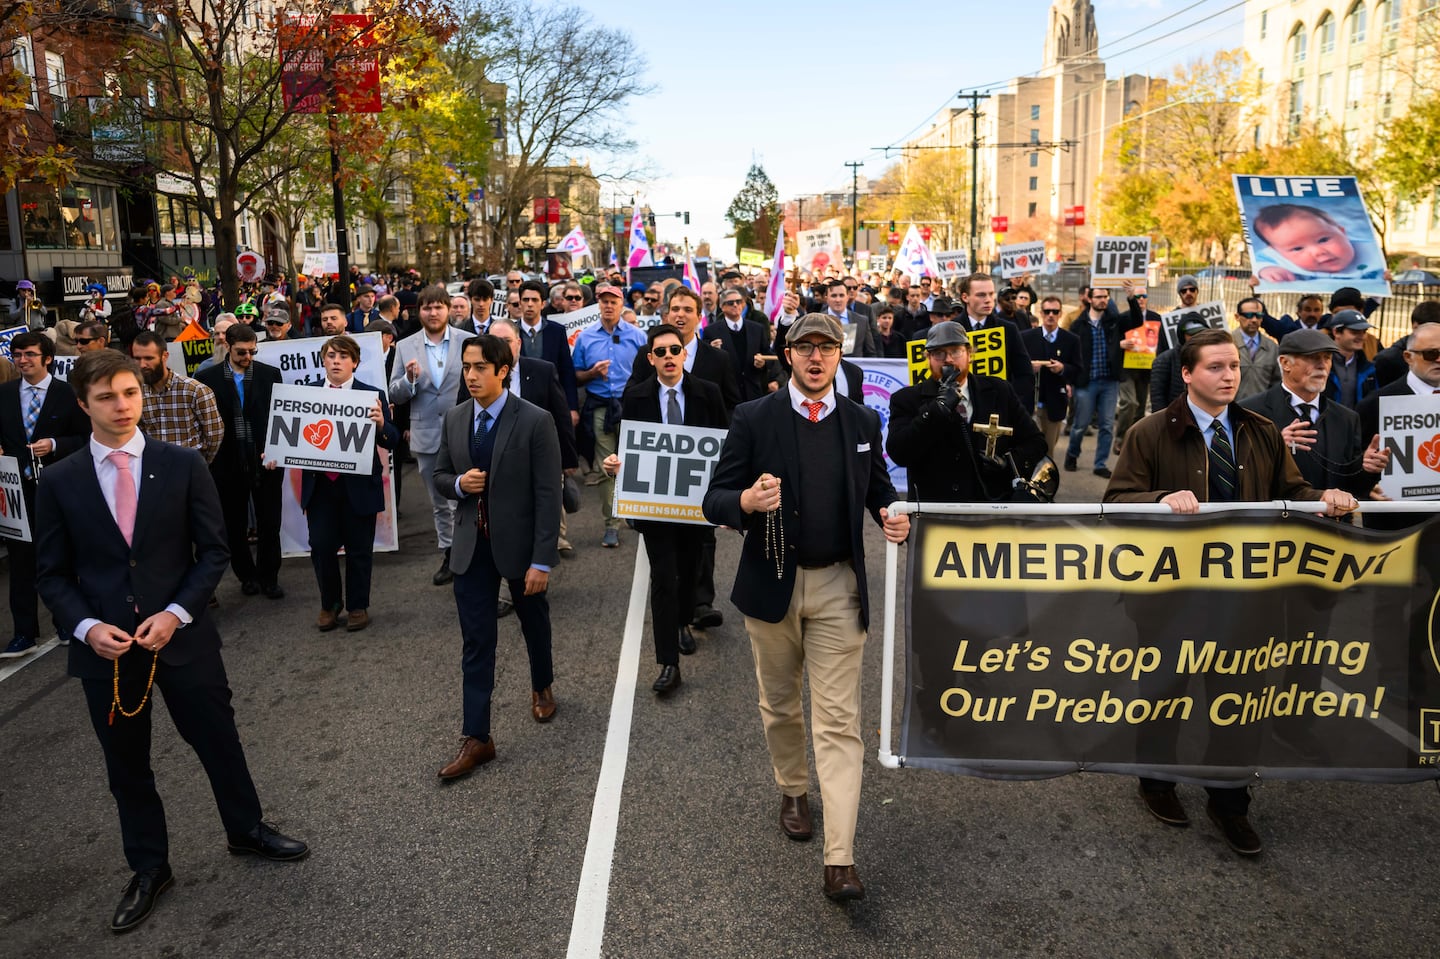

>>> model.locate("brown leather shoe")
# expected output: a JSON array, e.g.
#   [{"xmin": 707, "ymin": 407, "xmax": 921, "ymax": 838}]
[
  {"xmin": 780, "ymin": 794, "xmax": 812, "ymax": 841},
  {"xmin": 823, "ymin": 864, "xmax": 865, "ymax": 902},
  {"xmin": 438, "ymin": 736, "xmax": 495, "ymax": 781},
  {"xmin": 317, "ymin": 608, "xmax": 339, "ymax": 631},
  {"xmin": 346, "ymin": 609, "xmax": 370, "ymax": 632},
  {"xmin": 531, "ymin": 687, "xmax": 557, "ymax": 723}
]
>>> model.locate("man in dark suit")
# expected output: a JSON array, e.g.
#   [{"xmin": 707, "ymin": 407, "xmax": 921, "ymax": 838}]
[
  {"xmin": 294, "ymin": 335, "xmax": 399, "ymax": 633},
  {"xmin": 605, "ymin": 324, "xmax": 728, "ymax": 694},
  {"xmin": 35, "ymin": 349, "xmax": 306, "ymax": 934},
  {"xmin": 888, "ymin": 321, "xmax": 1047, "ymax": 503},
  {"xmin": 703, "ymin": 288, "xmax": 775, "ymax": 403},
  {"xmin": 953, "ymin": 273, "xmax": 1036, "ymax": 415},
  {"xmin": 195, "ymin": 324, "xmax": 285, "ymax": 597},
  {"xmin": 515, "ymin": 279, "xmax": 579, "ymax": 421},
  {"xmin": 0, "ymin": 331, "xmax": 90, "ymax": 658},
  {"xmin": 1358, "ymin": 321, "xmax": 1440, "ymax": 531},
  {"xmin": 702, "ymin": 313, "xmax": 909, "ymax": 904},
  {"xmin": 462, "ymin": 320, "xmax": 578, "ymax": 470},
  {"xmin": 818, "ymin": 279, "xmax": 877, "ymax": 357},
  {"xmin": 1020, "ymin": 296, "xmax": 1082, "ymax": 454},
  {"xmin": 1241, "ymin": 329, "xmax": 1386, "ymax": 505},
  {"xmin": 432, "ymin": 334, "xmax": 562, "ymax": 780}
]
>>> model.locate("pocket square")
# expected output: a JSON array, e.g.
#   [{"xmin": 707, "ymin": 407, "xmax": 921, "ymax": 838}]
[{"xmin": 857, "ymin": 442, "xmax": 871, "ymax": 452}]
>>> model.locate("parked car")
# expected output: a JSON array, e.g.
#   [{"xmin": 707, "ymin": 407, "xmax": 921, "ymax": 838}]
[{"xmin": 1392, "ymin": 269, "xmax": 1440, "ymax": 288}]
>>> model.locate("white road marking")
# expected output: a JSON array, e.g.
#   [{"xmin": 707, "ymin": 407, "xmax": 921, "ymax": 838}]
[
  {"xmin": 566, "ymin": 542, "xmax": 649, "ymax": 959},
  {"xmin": 0, "ymin": 638, "xmax": 59, "ymax": 684}
]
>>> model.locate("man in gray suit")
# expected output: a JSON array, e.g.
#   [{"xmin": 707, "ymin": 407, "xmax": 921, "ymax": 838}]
[
  {"xmin": 389, "ymin": 284, "xmax": 470, "ymax": 586},
  {"xmin": 1231, "ymin": 296, "xmax": 1281, "ymax": 402},
  {"xmin": 432, "ymin": 334, "xmax": 562, "ymax": 780}
]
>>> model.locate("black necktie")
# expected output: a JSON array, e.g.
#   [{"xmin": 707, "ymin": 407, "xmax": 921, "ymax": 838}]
[
  {"xmin": 1208, "ymin": 422, "xmax": 1238, "ymax": 502},
  {"xmin": 665, "ymin": 387, "xmax": 681, "ymax": 425},
  {"xmin": 470, "ymin": 409, "xmax": 489, "ymax": 463},
  {"xmin": 1294, "ymin": 403, "xmax": 1316, "ymax": 424}
]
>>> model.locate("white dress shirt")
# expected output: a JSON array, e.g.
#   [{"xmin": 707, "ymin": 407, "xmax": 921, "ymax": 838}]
[{"xmin": 787, "ymin": 380, "xmax": 836, "ymax": 420}]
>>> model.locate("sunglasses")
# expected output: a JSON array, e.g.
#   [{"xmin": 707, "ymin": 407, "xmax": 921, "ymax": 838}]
[
  {"xmin": 263, "ymin": 320, "xmax": 286, "ymax": 326},
  {"xmin": 1041, "ymin": 309, "xmax": 1061, "ymax": 316},
  {"xmin": 651, "ymin": 344, "xmax": 684, "ymax": 357},
  {"xmin": 1409, "ymin": 348, "xmax": 1440, "ymax": 362},
  {"xmin": 722, "ymin": 300, "xmax": 743, "ymax": 308},
  {"xmin": 230, "ymin": 348, "xmax": 257, "ymax": 356},
  {"xmin": 564, "ymin": 295, "xmax": 583, "ymax": 301},
  {"xmin": 1238, "ymin": 310, "xmax": 1263, "ymax": 319},
  {"xmin": 73, "ymin": 336, "xmax": 99, "ymax": 345},
  {"xmin": 1179, "ymin": 287, "xmax": 1198, "ymax": 294}
]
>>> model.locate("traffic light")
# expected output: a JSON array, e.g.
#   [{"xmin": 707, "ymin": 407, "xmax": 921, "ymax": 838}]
[
  {"xmin": 889, "ymin": 220, "xmax": 895, "ymax": 232},
  {"xmin": 683, "ymin": 212, "xmax": 690, "ymax": 225},
  {"xmin": 647, "ymin": 213, "xmax": 656, "ymax": 227}
]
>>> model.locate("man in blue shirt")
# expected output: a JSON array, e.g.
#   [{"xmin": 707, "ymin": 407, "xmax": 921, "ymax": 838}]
[{"xmin": 572, "ymin": 282, "xmax": 647, "ymax": 547}]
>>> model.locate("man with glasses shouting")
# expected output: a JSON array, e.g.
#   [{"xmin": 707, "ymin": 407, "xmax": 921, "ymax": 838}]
[
  {"xmin": 196, "ymin": 324, "xmax": 285, "ymax": 598},
  {"xmin": 0, "ymin": 332, "xmax": 90, "ymax": 658}
]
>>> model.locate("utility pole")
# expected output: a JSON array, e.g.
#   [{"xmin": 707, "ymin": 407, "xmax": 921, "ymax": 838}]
[
  {"xmin": 957, "ymin": 90, "xmax": 992, "ymax": 272},
  {"xmin": 845, "ymin": 161, "xmax": 863, "ymax": 266}
]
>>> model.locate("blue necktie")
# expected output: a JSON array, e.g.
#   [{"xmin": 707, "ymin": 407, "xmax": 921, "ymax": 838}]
[{"xmin": 23, "ymin": 386, "xmax": 41, "ymax": 441}]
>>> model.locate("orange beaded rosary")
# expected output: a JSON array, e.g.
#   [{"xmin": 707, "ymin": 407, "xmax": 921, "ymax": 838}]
[{"xmin": 109, "ymin": 648, "xmax": 160, "ymax": 726}]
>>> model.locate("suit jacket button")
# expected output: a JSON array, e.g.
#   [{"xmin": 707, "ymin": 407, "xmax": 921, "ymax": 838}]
[
  {"xmin": 129, "ymin": 560, "xmax": 137, "ymax": 568},
  {"xmin": 126, "ymin": 596, "xmax": 134, "ymax": 604}
]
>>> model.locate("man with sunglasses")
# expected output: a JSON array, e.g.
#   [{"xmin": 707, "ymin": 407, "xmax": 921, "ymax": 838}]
[
  {"xmin": 703, "ymin": 313, "xmax": 908, "ymax": 903},
  {"xmin": 261, "ymin": 307, "xmax": 292, "ymax": 342},
  {"xmin": 72, "ymin": 320, "xmax": 113, "ymax": 354},
  {"xmin": 1358, "ymin": 321, "xmax": 1440, "ymax": 531},
  {"xmin": 195, "ymin": 324, "xmax": 285, "ymax": 597},
  {"xmin": 1020, "ymin": 296, "xmax": 1082, "ymax": 453},
  {"xmin": 704, "ymin": 289, "xmax": 774, "ymax": 402},
  {"xmin": 0, "ymin": 332, "xmax": 89, "ymax": 659},
  {"xmin": 574, "ymin": 282, "xmax": 648, "ymax": 547},
  {"xmin": 1231, "ymin": 297, "xmax": 1280, "ymax": 401}
]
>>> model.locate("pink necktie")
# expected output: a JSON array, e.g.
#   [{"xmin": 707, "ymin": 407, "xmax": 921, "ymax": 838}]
[{"xmin": 108, "ymin": 450, "xmax": 136, "ymax": 545}]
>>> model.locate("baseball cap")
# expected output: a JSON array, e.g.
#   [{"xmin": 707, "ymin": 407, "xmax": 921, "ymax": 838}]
[
  {"xmin": 787, "ymin": 313, "xmax": 844, "ymax": 344},
  {"xmin": 1279, "ymin": 329, "xmax": 1341, "ymax": 356},
  {"xmin": 1328, "ymin": 308, "xmax": 1371, "ymax": 331},
  {"xmin": 1178, "ymin": 314, "xmax": 1210, "ymax": 339},
  {"xmin": 1176, "ymin": 275, "xmax": 1199, "ymax": 292},
  {"xmin": 595, "ymin": 282, "xmax": 624, "ymax": 298},
  {"xmin": 925, "ymin": 321, "xmax": 970, "ymax": 351}
]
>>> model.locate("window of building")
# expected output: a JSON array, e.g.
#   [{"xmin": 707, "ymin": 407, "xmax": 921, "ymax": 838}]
[
  {"xmin": 1289, "ymin": 24, "xmax": 1308, "ymax": 70},
  {"xmin": 1432, "ymin": 188, "xmax": 1440, "ymax": 229},
  {"xmin": 303, "ymin": 222, "xmax": 318, "ymax": 249},
  {"xmin": 12, "ymin": 37, "xmax": 38, "ymax": 109},
  {"xmin": 1396, "ymin": 198, "xmax": 1415, "ymax": 230},
  {"xmin": 145, "ymin": 79, "xmax": 158, "ymax": 108},
  {"xmin": 1261, "ymin": 9, "xmax": 1268, "ymax": 39},
  {"xmin": 1380, "ymin": 1, "xmax": 1400, "ymax": 52},
  {"xmin": 1027, "ymin": 202, "xmax": 1037, "ymax": 218},
  {"xmin": 1287, "ymin": 82, "xmax": 1305, "ymax": 138},
  {"xmin": 1030, "ymin": 104, "xmax": 1040, "ymax": 121},
  {"xmin": 1318, "ymin": 12, "xmax": 1336, "ymax": 54},
  {"xmin": 43, "ymin": 50, "xmax": 66, "ymax": 111},
  {"xmin": 1029, "ymin": 177, "xmax": 1039, "ymax": 191},
  {"xmin": 1029, "ymin": 128, "xmax": 1039, "ymax": 144},
  {"xmin": 238, "ymin": 215, "xmax": 250, "ymax": 249},
  {"xmin": 1317, "ymin": 72, "xmax": 1333, "ymax": 117},
  {"xmin": 19, "ymin": 181, "xmax": 120, "ymax": 251},
  {"xmin": 1029, "ymin": 152, "xmax": 1039, "ymax": 167},
  {"xmin": 1346, "ymin": 63, "xmax": 1365, "ymax": 110},
  {"xmin": 1346, "ymin": 2, "xmax": 1367, "ymax": 44}
]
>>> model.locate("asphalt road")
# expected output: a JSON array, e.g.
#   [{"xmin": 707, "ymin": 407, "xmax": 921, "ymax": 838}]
[{"xmin": 2, "ymin": 441, "xmax": 1437, "ymax": 959}]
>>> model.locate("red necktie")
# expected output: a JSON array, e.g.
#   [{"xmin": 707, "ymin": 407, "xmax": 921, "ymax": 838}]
[
  {"xmin": 325, "ymin": 383, "xmax": 342, "ymax": 481},
  {"xmin": 803, "ymin": 400, "xmax": 823, "ymax": 422}
]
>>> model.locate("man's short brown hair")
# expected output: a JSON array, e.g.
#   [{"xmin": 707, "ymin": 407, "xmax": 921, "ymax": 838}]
[
  {"xmin": 666, "ymin": 285, "xmax": 701, "ymax": 314},
  {"xmin": 322, "ymin": 334, "xmax": 361, "ymax": 365},
  {"xmin": 959, "ymin": 272, "xmax": 995, "ymax": 295},
  {"xmin": 1179, "ymin": 328, "xmax": 1235, "ymax": 372},
  {"xmin": 71, "ymin": 348, "xmax": 142, "ymax": 403}
]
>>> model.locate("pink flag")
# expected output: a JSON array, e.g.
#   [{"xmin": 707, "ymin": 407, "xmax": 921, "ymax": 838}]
[
  {"xmin": 682, "ymin": 242, "xmax": 702, "ymax": 293},
  {"xmin": 557, "ymin": 227, "xmax": 591, "ymax": 262},
  {"xmin": 627, "ymin": 205, "xmax": 654, "ymax": 280},
  {"xmin": 764, "ymin": 223, "xmax": 787, "ymax": 321}
]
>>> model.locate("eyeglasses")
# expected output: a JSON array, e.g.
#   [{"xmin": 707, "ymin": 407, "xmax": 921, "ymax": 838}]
[
  {"xmin": 12, "ymin": 351, "xmax": 43, "ymax": 359},
  {"xmin": 1041, "ymin": 309, "xmax": 1061, "ymax": 316},
  {"xmin": 789, "ymin": 341, "xmax": 840, "ymax": 357},
  {"xmin": 1238, "ymin": 310, "xmax": 1263, "ymax": 319},
  {"xmin": 651, "ymin": 344, "xmax": 684, "ymax": 357},
  {"xmin": 1409, "ymin": 348, "xmax": 1440, "ymax": 362},
  {"xmin": 73, "ymin": 336, "xmax": 99, "ymax": 345}
]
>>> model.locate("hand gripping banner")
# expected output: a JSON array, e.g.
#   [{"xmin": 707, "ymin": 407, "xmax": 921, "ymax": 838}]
[{"xmin": 885, "ymin": 504, "xmax": 1440, "ymax": 786}]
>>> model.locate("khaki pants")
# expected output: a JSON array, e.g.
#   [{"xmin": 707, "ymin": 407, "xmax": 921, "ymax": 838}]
[
  {"xmin": 1036, "ymin": 412, "xmax": 1064, "ymax": 455},
  {"xmin": 744, "ymin": 562, "xmax": 867, "ymax": 866},
  {"xmin": 590, "ymin": 407, "xmax": 620, "ymax": 531}
]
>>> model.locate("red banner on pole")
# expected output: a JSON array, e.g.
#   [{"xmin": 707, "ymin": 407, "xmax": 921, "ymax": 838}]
[
  {"xmin": 280, "ymin": 14, "xmax": 380, "ymax": 114},
  {"xmin": 991, "ymin": 216, "xmax": 1008, "ymax": 234}
]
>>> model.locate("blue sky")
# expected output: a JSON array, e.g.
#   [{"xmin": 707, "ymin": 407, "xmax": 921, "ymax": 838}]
[{"xmin": 576, "ymin": 0, "xmax": 1245, "ymax": 249}]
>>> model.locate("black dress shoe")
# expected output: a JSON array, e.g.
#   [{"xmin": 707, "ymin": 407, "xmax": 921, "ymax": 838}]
[
  {"xmin": 433, "ymin": 549, "xmax": 454, "ymax": 586},
  {"xmin": 1093, "ymin": 467, "xmax": 1113, "ymax": 478},
  {"xmin": 227, "ymin": 822, "xmax": 309, "ymax": 861},
  {"xmin": 678, "ymin": 627, "xmax": 697, "ymax": 656},
  {"xmin": 262, "ymin": 584, "xmax": 286, "ymax": 600},
  {"xmin": 1063, "ymin": 456, "xmax": 1077, "ymax": 472},
  {"xmin": 1207, "ymin": 802, "xmax": 1262, "ymax": 856},
  {"xmin": 690, "ymin": 605, "xmax": 723, "ymax": 629},
  {"xmin": 652, "ymin": 664, "xmax": 682, "ymax": 694},
  {"xmin": 823, "ymin": 864, "xmax": 865, "ymax": 902},
  {"xmin": 111, "ymin": 865, "xmax": 173, "ymax": 933},
  {"xmin": 241, "ymin": 580, "xmax": 261, "ymax": 596},
  {"xmin": 1139, "ymin": 784, "xmax": 1190, "ymax": 826}
]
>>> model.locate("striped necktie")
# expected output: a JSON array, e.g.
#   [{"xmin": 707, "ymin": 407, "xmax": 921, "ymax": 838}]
[
  {"xmin": 23, "ymin": 386, "xmax": 41, "ymax": 441},
  {"xmin": 1208, "ymin": 422, "xmax": 1238, "ymax": 502}
]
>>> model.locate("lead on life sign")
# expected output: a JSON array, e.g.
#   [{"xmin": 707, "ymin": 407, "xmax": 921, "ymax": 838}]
[
  {"xmin": 266, "ymin": 384, "xmax": 382, "ymax": 475},
  {"xmin": 1090, "ymin": 236, "xmax": 1150, "ymax": 287},
  {"xmin": 614, "ymin": 421, "xmax": 727, "ymax": 525}
]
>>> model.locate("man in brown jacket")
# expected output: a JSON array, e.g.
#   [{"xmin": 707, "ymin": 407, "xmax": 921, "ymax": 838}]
[{"xmin": 1104, "ymin": 328, "xmax": 1357, "ymax": 857}]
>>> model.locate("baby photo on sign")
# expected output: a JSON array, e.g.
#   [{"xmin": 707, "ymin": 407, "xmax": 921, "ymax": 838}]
[{"xmin": 1233, "ymin": 175, "xmax": 1391, "ymax": 297}]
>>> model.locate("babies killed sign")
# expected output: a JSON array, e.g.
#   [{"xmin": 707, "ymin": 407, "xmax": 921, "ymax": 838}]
[
  {"xmin": 0, "ymin": 455, "xmax": 31, "ymax": 542},
  {"xmin": 614, "ymin": 422, "xmax": 727, "ymax": 525},
  {"xmin": 266, "ymin": 384, "xmax": 381, "ymax": 475},
  {"xmin": 998, "ymin": 241, "xmax": 1045, "ymax": 279},
  {"xmin": 1089, "ymin": 236, "xmax": 1150, "ymax": 287}
]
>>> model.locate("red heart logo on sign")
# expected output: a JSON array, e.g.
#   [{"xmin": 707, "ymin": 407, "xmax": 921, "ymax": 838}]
[
  {"xmin": 1420, "ymin": 434, "xmax": 1440, "ymax": 471},
  {"xmin": 304, "ymin": 420, "xmax": 335, "ymax": 450},
  {"xmin": 1016, "ymin": 255, "xmax": 1029, "ymax": 268}
]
